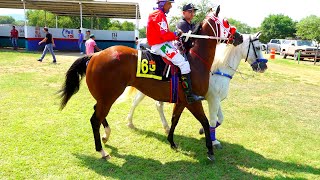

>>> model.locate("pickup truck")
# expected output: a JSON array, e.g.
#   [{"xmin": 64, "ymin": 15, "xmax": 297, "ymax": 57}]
[
  {"xmin": 281, "ymin": 40, "xmax": 319, "ymax": 60},
  {"xmin": 266, "ymin": 39, "xmax": 285, "ymax": 54}
]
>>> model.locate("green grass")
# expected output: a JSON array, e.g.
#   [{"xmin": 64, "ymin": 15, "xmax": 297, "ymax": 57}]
[{"xmin": 0, "ymin": 50, "xmax": 319, "ymax": 179}]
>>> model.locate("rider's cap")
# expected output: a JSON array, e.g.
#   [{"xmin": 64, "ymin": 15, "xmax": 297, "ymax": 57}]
[
  {"xmin": 182, "ymin": 3, "xmax": 198, "ymax": 11},
  {"xmin": 157, "ymin": 0, "xmax": 174, "ymax": 4},
  {"xmin": 89, "ymin": 34, "xmax": 95, "ymax": 38}
]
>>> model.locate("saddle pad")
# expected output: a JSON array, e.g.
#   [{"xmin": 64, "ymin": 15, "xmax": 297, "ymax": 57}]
[{"xmin": 136, "ymin": 50, "xmax": 175, "ymax": 81}]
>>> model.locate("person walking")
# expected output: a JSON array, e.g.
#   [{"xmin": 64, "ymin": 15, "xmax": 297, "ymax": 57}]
[
  {"xmin": 37, "ymin": 27, "xmax": 57, "ymax": 63},
  {"xmin": 85, "ymin": 34, "xmax": 101, "ymax": 55},
  {"xmin": 78, "ymin": 29, "xmax": 84, "ymax": 54},
  {"xmin": 10, "ymin": 26, "xmax": 19, "ymax": 50},
  {"xmin": 147, "ymin": 0, "xmax": 204, "ymax": 104}
]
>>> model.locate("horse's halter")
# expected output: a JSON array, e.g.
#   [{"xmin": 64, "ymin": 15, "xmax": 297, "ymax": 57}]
[
  {"xmin": 245, "ymin": 35, "xmax": 268, "ymax": 71},
  {"xmin": 245, "ymin": 36, "xmax": 268, "ymax": 62}
]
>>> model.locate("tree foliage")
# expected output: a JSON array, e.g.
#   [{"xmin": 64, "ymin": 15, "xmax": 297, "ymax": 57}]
[
  {"xmin": 0, "ymin": 16, "xmax": 15, "ymax": 24},
  {"xmin": 168, "ymin": 0, "xmax": 255, "ymax": 34},
  {"xmin": 296, "ymin": 15, "xmax": 320, "ymax": 43},
  {"xmin": 260, "ymin": 14, "xmax": 296, "ymax": 43},
  {"xmin": 26, "ymin": 10, "xmax": 135, "ymax": 31},
  {"xmin": 139, "ymin": 27, "xmax": 146, "ymax": 38}
]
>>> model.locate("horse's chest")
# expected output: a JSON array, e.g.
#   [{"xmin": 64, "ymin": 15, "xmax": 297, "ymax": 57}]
[{"xmin": 207, "ymin": 76, "xmax": 230, "ymax": 99}]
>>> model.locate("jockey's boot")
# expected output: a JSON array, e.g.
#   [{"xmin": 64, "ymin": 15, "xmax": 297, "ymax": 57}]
[{"xmin": 181, "ymin": 73, "xmax": 205, "ymax": 104}]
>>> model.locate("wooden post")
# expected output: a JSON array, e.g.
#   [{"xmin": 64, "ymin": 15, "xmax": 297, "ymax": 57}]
[
  {"xmin": 315, "ymin": 45, "xmax": 319, "ymax": 65},
  {"xmin": 298, "ymin": 50, "xmax": 301, "ymax": 64}
]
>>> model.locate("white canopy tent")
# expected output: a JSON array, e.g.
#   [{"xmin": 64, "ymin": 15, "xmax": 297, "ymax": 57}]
[{"xmin": 0, "ymin": 0, "xmax": 141, "ymax": 31}]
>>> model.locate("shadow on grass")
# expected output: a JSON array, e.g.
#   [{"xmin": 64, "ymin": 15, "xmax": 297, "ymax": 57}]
[{"xmin": 74, "ymin": 129, "xmax": 319, "ymax": 179}]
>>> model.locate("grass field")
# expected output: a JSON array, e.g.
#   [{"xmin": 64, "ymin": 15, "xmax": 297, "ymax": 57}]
[{"xmin": 0, "ymin": 50, "xmax": 319, "ymax": 179}]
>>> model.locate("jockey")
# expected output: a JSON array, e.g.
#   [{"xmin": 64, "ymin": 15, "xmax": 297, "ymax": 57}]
[{"xmin": 147, "ymin": 0, "xmax": 204, "ymax": 104}]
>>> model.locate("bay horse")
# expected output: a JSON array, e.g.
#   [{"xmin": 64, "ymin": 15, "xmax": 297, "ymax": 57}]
[
  {"xmin": 59, "ymin": 8, "xmax": 239, "ymax": 161},
  {"xmin": 125, "ymin": 32, "xmax": 268, "ymax": 148}
]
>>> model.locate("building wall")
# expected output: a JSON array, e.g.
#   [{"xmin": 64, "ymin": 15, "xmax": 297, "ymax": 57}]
[{"xmin": 0, "ymin": 25, "xmax": 135, "ymax": 50}]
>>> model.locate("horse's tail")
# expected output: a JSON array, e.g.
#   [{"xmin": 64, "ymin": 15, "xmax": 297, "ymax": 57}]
[
  {"xmin": 59, "ymin": 55, "xmax": 92, "ymax": 110},
  {"xmin": 115, "ymin": 86, "xmax": 138, "ymax": 104}
]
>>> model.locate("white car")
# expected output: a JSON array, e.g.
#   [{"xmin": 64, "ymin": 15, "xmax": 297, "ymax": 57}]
[{"xmin": 281, "ymin": 40, "xmax": 319, "ymax": 60}]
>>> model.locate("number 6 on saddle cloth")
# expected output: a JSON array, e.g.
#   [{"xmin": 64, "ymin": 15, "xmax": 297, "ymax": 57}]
[{"xmin": 136, "ymin": 49, "xmax": 180, "ymax": 103}]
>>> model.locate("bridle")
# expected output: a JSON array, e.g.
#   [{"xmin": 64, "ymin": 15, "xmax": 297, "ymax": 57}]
[
  {"xmin": 245, "ymin": 35, "xmax": 259, "ymax": 62},
  {"xmin": 245, "ymin": 35, "xmax": 268, "ymax": 67},
  {"xmin": 182, "ymin": 12, "xmax": 232, "ymax": 43}
]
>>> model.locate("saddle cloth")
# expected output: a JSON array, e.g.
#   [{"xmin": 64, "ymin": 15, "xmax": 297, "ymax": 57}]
[{"xmin": 136, "ymin": 50, "xmax": 179, "ymax": 103}]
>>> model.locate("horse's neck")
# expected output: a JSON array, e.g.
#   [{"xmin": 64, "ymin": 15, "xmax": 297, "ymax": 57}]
[
  {"xmin": 191, "ymin": 39, "xmax": 216, "ymax": 69},
  {"xmin": 213, "ymin": 45, "xmax": 243, "ymax": 76}
]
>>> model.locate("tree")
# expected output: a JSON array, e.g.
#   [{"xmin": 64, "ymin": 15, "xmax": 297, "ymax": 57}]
[
  {"xmin": 121, "ymin": 21, "xmax": 135, "ymax": 31},
  {"xmin": 169, "ymin": 0, "xmax": 213, "ymax": 28},
  {"xmin": 260, "ymin": 14, "xmax": 296, "ymax": 43},
  {"xmin": 296, "ymin": 15, "xmax": 320, "ymax": 43},
  {"xmin": 0, "ymin": 16, "xmax": 15, "ymax": 24},
  {"xmin": 139, "ymin": 27, "xmax": 146, "ymax": 38}
]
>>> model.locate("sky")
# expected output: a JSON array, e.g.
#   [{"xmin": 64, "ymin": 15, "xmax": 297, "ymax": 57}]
[{"xmin": 1, "ymin": 0, "xmax": 320, "ymax": 28}]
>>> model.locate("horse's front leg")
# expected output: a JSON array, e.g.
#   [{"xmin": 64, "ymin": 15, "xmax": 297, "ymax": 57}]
[
  {"xmin": 167, "ymin": 103, "xmax": 185, "ymax": 149},
  {"xmin": 208, "ymin": 98, "xmax": 222, "ymax": 149},
  {"xmin": 155, "ymin": 101, "xmax": 170, "ymax": 134},
  {"xmin": 186, "ymin": 102, "xmax": 215, "ymax": 161},
  {"xmin": 126, "ymin": 91, "xmax": 146, "ymax": 129}
]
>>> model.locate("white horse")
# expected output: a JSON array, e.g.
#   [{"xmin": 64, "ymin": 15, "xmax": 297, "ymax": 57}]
[{"xmin": 125, "ymin": 32, "xmax": 268, "ymax": 148}]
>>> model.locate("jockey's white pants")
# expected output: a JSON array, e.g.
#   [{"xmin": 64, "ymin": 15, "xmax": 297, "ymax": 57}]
[{"xmin": 151, "ymin": 42, "xmax": 191, "ymax": 74}]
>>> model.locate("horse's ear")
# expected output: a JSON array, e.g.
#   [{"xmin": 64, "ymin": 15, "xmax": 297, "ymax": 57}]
[
  {"xmin": 255, "ymin": 32, "xmax": 262, "ymax": 39},
  {"xmin": 215, "ymin": 5, "xmax": 220, "ymax": 17}
]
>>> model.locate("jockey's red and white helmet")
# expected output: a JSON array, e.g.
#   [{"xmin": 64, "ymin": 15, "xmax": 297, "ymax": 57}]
[{"xmin": 157, "ymin": 0, "xmax": 174, "ymax": 4}]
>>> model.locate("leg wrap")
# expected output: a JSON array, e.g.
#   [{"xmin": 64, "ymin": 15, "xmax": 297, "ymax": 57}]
[{"xmin": 209, "ymin": 126, "xmax": 216, "ymax": 141}]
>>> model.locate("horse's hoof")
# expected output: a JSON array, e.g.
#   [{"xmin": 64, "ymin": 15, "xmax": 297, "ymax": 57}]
[
  {"xmin": 102, "ymin": 136, "xmax": 108, "ymax": 144},
  {"xmin": 199, "ymin": 128, "xmax": 204, "ymax": 135},
  {"xmin": 170, "ymin": 144, "xmax": 178, "ymax": 150},
  {"xmin": 101, "ymin": 155, "xmax": 111, "ymax": 160},
  {"xmin": 127, "ymin": 123, "xmax": 135, "ymax": 129},
  {"xmin": 214, "ymin": 143, "xmax": 223, "ymax": 149},
  {"xmin": 207, "ymin": 154, "xmax": 215, "ymax": 162}
]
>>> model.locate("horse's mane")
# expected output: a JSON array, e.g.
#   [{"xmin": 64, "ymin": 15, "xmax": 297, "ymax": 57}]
[
  {"xmin": 192, "ymin": 23, "xmax": 202, "ymax": 35},
  {"xmin": 210, "ymin": 34, "xmax": 250, "ymax": 72}
]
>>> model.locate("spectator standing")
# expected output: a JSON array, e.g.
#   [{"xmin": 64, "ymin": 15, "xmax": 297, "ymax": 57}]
[
  {"xmin": 10, "ymin": 26, "xmax": 19, "ymax": 50},
  {"xmin": 37, "ymin": 27, "xmax": 57, "ymax": 63},
  {"xmin": 85, "ymin": 34, "xmax": 101, "ymax": 55},
  {"xmin": 78, "ymin": 29, "xmax": 84, "ymax": 54},
  {"xmin": 84, "ymin": 30, "xmax": 91, "ymax": 54}
]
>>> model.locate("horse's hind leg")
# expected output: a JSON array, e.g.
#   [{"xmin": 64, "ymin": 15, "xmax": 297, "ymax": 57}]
[
  {"xmin": 126, "ymin": 91, "xmax": 146, "ymax": 128},
  {"xmin": 167, "ymin": 103, "xmax": 185, "ymax": 149},
  {"xmin": 90, "ymin": 102, "xmax": 113, "ymax": 159},
  {"xmin": 101, "ymin": 118, "xmax": 111, "ymax": 144},
  {"xmin": 155, "ymin": 101, "xmax": 170, "ymax": 134}
]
